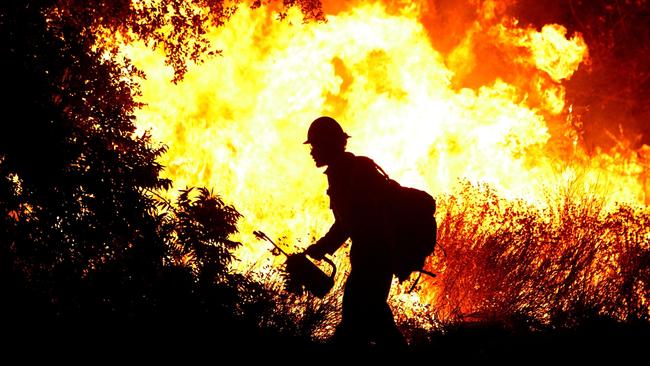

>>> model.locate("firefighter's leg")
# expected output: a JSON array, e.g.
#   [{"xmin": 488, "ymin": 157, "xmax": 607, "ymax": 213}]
[
  {"xmin": 333, "ymin": 269, "xmax": 372, "ymax": 347},
  {"xmin": 336, "ymin": 262, "xmax": 405, "ymax": 348}
]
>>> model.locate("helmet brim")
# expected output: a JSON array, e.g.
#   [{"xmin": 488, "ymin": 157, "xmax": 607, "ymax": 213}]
[{"xmin": 303, "ymin": 134, "xmax": 350, "ymax": 145}]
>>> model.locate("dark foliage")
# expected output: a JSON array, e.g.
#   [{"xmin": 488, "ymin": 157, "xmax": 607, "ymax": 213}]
[
  {"xmin": 1, "ymin": 0, "xmax": 172, "ymax": 323},
  {"xmin": 0, "ymin": 0, "xmax": 324, "ymax": 337},
  {"xmin": 51, "ymin": 0, "xmax": 323, "ymax": 82},
  {"xmin": 410, "ymin": 319, "xmax": 649, "ymax": 362}
]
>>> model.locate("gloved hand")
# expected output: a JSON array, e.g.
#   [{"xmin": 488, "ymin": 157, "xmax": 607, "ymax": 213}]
[{"xmin": 304, "ymin": 243, "xmax": 327, "ymax": 260}]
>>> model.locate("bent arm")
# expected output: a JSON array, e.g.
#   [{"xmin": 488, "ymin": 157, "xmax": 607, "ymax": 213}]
[{"xmin": 313, "ymin": 220, "xmax": 349, "ymax": 255}]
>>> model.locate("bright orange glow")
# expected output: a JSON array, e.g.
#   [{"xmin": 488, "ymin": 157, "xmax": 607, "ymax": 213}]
[{"xmin": 109, "ymin": 2, "xmax": 648, "ymax": 323}]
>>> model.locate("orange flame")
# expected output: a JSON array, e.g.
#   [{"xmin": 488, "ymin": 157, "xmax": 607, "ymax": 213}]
[{"xmin": 111, "ymin": 1, "xmax": 647, "ymax": 323}]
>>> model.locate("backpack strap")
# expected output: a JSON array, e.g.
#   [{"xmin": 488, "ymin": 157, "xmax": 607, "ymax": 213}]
[
  {"xmin": 355, "ymin": 156, "xmax": 391, "ymax": 180},
  {"xmin": 371, "ymin": 160, "xmax": 390, "ymax": 180}
]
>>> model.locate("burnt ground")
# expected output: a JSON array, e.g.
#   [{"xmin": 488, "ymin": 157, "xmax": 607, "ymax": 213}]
[
  {"xmin": 409, "ymin": 321, "xmax": 649, "ymax": 362},
  {"xmin": 3, "ymin": 317, "xmax": 647, "ymax": 361}
]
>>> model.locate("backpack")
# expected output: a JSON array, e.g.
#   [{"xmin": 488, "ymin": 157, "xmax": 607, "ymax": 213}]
[{"xmin": 367, "ymin": 159, "xmax": 438, "ymax": 285}]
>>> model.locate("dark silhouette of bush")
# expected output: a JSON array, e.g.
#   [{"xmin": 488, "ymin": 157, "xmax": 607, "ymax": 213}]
[{"xmin": 0, "ymin": 0, "xmax": 324, "ymax": 338}]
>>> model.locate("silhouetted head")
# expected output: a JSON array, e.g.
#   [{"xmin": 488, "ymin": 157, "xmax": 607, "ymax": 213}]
[{"xmin": 304, "ymin": 116, "xmax": 350, "ymax": 167}]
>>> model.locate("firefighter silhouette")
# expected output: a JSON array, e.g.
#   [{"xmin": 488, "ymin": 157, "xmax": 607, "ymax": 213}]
[{"xmin": 303, "ymin": 116, "xmax": 406, "ymax": 349}]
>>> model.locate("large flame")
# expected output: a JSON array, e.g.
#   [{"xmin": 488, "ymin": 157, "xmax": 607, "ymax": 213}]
[{"xmin": 114, "ymin": 1, "xmax": 647, "ymax": 322}]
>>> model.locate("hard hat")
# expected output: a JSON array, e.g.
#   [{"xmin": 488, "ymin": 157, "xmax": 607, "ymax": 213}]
[{"xmin": 303, "ymin": 116, "xmax": 350, "ymax": 146}]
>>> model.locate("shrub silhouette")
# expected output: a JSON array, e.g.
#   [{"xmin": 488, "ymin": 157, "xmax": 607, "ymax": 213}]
[{"xmin": 0, "ymin": 1, "xmax": 324, "ymax": 337}]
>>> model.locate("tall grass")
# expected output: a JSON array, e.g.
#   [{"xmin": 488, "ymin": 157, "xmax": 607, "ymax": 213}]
[
  {"xmin": 424, "ymin": 181, "xmax": 650, "ymax": 329},
  {"xmin": 243, "ymin": 266, "xmax": 342, "ymax": 341},
  {"xmin": 243, "ymin": 181, "xmax": 649, "ymax": 342}
]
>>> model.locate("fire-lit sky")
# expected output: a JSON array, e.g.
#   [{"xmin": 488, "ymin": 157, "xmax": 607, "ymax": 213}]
[{"xmin": 115, "ymin": 0, "xmax": 648, "ymax": 267}]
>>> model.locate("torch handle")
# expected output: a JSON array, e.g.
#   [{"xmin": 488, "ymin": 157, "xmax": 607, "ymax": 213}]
[
  {"xmin": 253, "ymin": 230, "xmax": 290, "ymax": 257},
  {"xmin": 320, "ymin": 256, "xmax": 337, "ymax": 279}
]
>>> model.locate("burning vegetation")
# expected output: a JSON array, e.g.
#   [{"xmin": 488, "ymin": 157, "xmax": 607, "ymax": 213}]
[
  {"xmin": 116, "ymin": 0, "xmax": 649, "ymax": 324},
  {"xmin": 1, "ymin": 0, "xmax": 649, "ymax": 352}
]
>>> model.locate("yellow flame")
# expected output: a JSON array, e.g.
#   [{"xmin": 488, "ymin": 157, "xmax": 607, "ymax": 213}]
[
  {"xmin": 528, "ymin": 24, "xmax": 588, "ymax": 82},
  {"xmin": 116, "ymin": 3, "xmax": 646, "ymax": 283}
]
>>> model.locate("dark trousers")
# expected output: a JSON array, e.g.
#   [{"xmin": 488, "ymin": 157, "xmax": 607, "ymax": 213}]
[{"xmin": 333, "ymin": 244, "xmax": 406, "ymax": 349}]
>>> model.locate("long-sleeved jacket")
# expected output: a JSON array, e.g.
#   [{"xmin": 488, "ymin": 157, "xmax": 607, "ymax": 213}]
[{"xmin": 312, "ymin": 152, "xmax": 391, "ymax": 263}]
